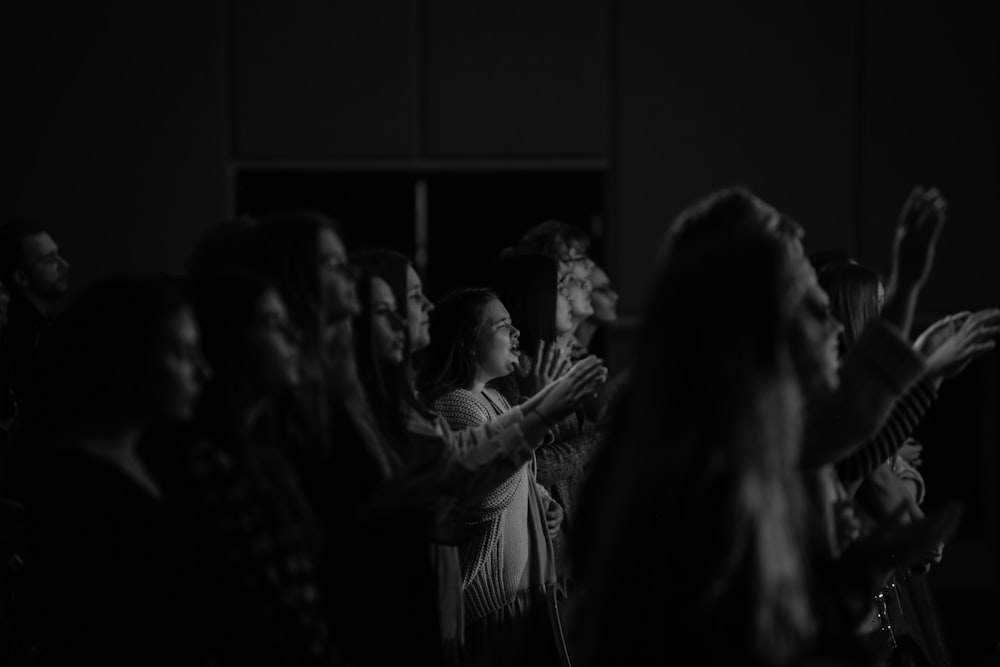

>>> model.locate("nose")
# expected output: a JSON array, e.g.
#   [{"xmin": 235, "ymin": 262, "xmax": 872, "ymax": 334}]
[
  {"xmin": 57, "ymin": 254, "xmax": 70, "ymax": 270},
  {"xmin": 423, "ymin": 294, "xmax": 434, "ymax": 313},
  {"xmin": 391, "ymin": 310, "xmax": 406, "ymax": 331}
]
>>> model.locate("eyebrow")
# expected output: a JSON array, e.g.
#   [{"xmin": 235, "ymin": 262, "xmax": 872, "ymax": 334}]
[{"xmin": 493, "ymin": 317, "xmax": 512, "ymax": 327}]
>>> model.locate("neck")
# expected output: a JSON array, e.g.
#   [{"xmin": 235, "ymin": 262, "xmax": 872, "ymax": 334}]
[
  {"xmin": 574, "ymin": 319, "xmax": 598, "ymax": 349},
  {"xmin": 20, "ymin": 290, "xmax": 58, "ymax": 321},
  {"xmin": 469, "ymin": 377, "xmax": 488, "ymax": 395}
]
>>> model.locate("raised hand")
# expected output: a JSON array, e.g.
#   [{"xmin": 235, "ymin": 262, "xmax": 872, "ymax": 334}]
[
  {"xmin": 921, "ymin": 308, "xmax": 1000, "ymax": 383},
  {"xmin": 536, "ymin": 355, "xmax": 608, "ymax": 422},
  {"xmin": 519, "ymin": 340, "xmax": 573, "ymax": 398},
  {"xmin": 544, "ymin": 497, "xmax": 565, "ymax": 538},
  {"xmin": 890, "ymin": 186, "xmax": 947, "ymax": 293},
  {"xmin": 897, "ymin": 438, "xmax": 924, "ymax": 468}
]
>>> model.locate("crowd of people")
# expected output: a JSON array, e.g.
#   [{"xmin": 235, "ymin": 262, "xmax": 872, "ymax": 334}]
[{"xmin": 0, "ymin": 184, "xmax": 997, "ymax": 666}]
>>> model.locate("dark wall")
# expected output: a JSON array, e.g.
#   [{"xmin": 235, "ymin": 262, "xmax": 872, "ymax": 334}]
[
  {"xmin": 1, "ymin": 2, "xmax": 229, "ymax": 293},
  {"xmin": 3, "ymin": 0, "xmax": 998, "ymax": 655}
]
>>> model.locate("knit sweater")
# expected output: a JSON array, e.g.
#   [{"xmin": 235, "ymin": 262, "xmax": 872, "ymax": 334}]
[{"xmin": 432, "ymin": 387, "xmax": 555, "ymax": 624}]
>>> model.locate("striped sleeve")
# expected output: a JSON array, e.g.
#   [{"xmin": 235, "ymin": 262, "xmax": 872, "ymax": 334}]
[{"xmin": 834, "ymin": 378, "xmax": 937, "ymax": 484}]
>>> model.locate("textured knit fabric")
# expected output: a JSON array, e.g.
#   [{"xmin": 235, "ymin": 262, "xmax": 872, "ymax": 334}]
[
  {"xmin": 403, "ymin": 395, "xmax": 544, "ymax": 662},
  {"xmin": 433, "ymin": 387, "xmax": 568, "ymax": 666},
  {"xmin": 533, "ymin": 409, "xmax": 602, "ymax": 582}
]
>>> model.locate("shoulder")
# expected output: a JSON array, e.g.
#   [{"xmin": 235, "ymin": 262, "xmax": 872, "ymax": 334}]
[{"xmin": 433, "ymin": 389, "xmax": 490, "ymax": 428}]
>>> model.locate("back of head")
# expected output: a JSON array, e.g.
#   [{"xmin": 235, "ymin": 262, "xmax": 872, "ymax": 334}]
[
  {"xmin": 241, "ymin": 211, "xmax": 335, "ymax": 349},
  {"xmin": 418, "ymin": 287, "xmax": 497, "ymax": 404},
  {"xmin": 663, "ymin": 186, "xmax": 804, "ymax": 265},
  {"xmin": 516, "ymin": 219, "xmax": 591, "ymax": 260},
  {"xmin": 485, "ymin": 250, "xmax": 559, "ymax": 353},
  {"xmin": 186, "ymin": 217, "xmax": 258, "ymax": 280},
  {"xmin": 817, "ymin": 260, "xmax": 883, "ymax": 353}
]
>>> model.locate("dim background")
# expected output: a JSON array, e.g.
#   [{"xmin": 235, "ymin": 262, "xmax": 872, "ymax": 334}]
[{"xmin": 2, "ymin": 1, "xmax": 997, "ymax": 661}]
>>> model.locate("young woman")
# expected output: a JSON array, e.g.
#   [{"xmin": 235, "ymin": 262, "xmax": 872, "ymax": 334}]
[
  {"xmin": 24, "ymin": 275, "xmax": 213, "ymax": 667},
  {"xmin": 419, "ymin": 286, "xmax": 593, "ymax": 667},
  {"xmin": 572, "ymin": 225, "xmax": 823, "ymax": 666},
  {"xmin": 817, "ymin": 258, "xmax": 1000, "ymax": 667},
  {"xmin": 485, "ymin": 251, "xmax": 603, "ymax": 592},
  {"xmin": 154, "ymin": 269, "xmax": 344, "ymax": 666},
  {"xmin": 352, "ymin": 250, "xmax": 606, "ymax": 665}
]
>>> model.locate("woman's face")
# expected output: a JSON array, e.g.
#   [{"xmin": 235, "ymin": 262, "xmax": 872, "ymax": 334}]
[
  {"xmin": 405, "ymin": 264, "xmax": 434, "ymax": 352},
  {"xmin": 589, "ymin": 265, "xmax": 619, "ymax": 323},
  {"xmin": 149, "ymin": 308, "xmax": 208, "ymax": 423},
  {"xmin": 790, "ymin": 269, "xmax": 844, "ymax": 398},
  {"xmin": 317, "ymin": 227, "xmax": 359, "ymax": 321},
  {"xmin": 370, "ymin": 276, "xmax": 407, "ymax": 365},
  {"xmin": 555, "ymin": 276, "xmax": 575, "ymax": 335},
  {"xmin": 474, "ymin": 299, "xmax": 520, "ymax": 382},
  {"xmin": 245, "ymin": 289, "xmax": 301, "ymax": 394}
]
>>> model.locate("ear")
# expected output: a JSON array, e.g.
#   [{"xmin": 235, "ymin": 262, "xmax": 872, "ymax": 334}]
[{"xmin": 12, "ymin": 268, "xmax": 28, "ymax": 289}]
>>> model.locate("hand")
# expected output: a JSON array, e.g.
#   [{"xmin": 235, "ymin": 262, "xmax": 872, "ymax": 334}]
[
  {"xmin": 833, "ymin": 499, "xmax": 863, "ymax": 555},
  {"xmin": 545, "ymin": 498, "xmax": 564, "ymax": 538},
  {"xmin": 844, "ymin": 498, "xmax": 962, "ymax": 591},
  {"xmin": 897, "ymin": 438, "xmax": 923, "ymax": 468},
  {"xmin": 923, "ymin": 308, "xmax": 1000, "ymax": 382},
  {"xmin": 519, "ymin": 340, "xmax": 572, "ymax": 398},
  {"xmin": 889, "ymin": 186, "xmax": 947, "ymax": 294},
  {"xmin": 537, "ymin": 355, "xmax": 608, "ymax": 421}
]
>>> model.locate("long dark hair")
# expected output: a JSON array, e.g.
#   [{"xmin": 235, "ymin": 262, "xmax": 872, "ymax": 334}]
[
  {"xmin": 418, "ymin": 287, "xmax": 498, "ymax": 405},
  {"xmin": 817, "ymin": 260, "xmax": 883, "ymax": 356},
  {"xmin": 241, "ymin": 210, "xmax": 342, "ymax": 356},
  {"xmin": 190, "ymin": 268, "xmax": 324, "ymax": 555},
  {"xmin": 485, "ymin": 250, "xmax": 560, "ymax": 404},
  {"xmin": 574, "ymin": 190, "xmax": 813, "ymax": 666},
  {"xmin": 486, "ymin": 250, "xmax": 558, "ymax": 354},
  {"xmin": 350, "ymin": 250, "xmax": 434, "ymax": 440}
]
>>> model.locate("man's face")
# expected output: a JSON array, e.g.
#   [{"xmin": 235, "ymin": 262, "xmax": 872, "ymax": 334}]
[{"xmin": 17, "ymin": 232, "xmax": 70, "ymax": 298}]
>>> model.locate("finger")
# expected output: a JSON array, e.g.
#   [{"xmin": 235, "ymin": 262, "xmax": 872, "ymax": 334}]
[
  {"xmin": 548, "ymin": 346, "xmax": 564, "ymax": 378},
  {"xmin": 900, "ymin": 186, "xmax": 925, "ymax": 227},
  {"xmin": 971, "ymin": 308, "xmax": 1000, "ymax": 326},
  {"xmin": 973, "ymin": 324, "xmax": 1000, "ymax": 341},
  {"xmin": 966, "ymin": 341, "xmax": 995, "ymax": 358}
]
